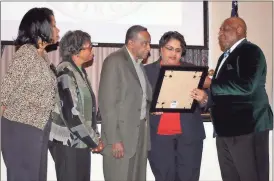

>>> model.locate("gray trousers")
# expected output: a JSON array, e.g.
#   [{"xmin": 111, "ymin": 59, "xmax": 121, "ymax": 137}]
[
  {"xmin": 103, "ymin": 119, "xmax": 148, "ymax": 181},
  {"xmin": 1, "ymin": 117, "xmax": 51, "ymax": 181},
  {"xmin": 216, "ymin": 130, "xmax": 269, "ymax": 181}
]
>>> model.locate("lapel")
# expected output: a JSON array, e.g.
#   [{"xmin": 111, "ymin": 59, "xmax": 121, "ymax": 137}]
[
  {"xmin": 213, "ymin": 39, "xmax": 247, "ymax": 80},
  {"xmin": 212, "ymin": 55, "xmax": 225, "ymax": 79},
  {"xmin": 140, "ymin": 63, "xmax": 153, "ymax": 101},
  {"xmin": 150, "ymin": 58, "xmax": 161, "ymax": 75},
  {"xmin": 121, "ymin": 46, "xmax": 141, "ymax": 86},
  {"xmin": 149, "ymin": 59, "xmax": 161, "ymax": 90},
  {"xmin": 121, "ymin": 46, "xmax": 153, "ymax": 101},
  {"xmin": 154, "ymin": 59, "xmax": 161, "ymax": 76}
]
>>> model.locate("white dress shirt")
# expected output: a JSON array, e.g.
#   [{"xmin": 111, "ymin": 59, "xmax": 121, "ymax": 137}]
[{"xmin": 215, "ymin": 38, "xmax": 245, "ymax": 78}]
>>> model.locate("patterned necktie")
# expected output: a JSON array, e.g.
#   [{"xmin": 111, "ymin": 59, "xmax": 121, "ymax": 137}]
[
  {"xmin": 223, "ymin": 50, "xmax": 230, "ymax": 59},
  {"xmin": 215, "ymin": 50, "xmax": 230, "ymax": 78}
]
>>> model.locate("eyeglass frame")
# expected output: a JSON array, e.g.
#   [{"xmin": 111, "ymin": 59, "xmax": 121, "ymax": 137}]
[{"xmin": 163, "ymin": 45, "xmax": 183, "ymax": 54}]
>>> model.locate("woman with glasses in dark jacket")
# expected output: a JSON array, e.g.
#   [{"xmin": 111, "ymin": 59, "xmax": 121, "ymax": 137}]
[{"xmin": 144, "ymin": 31, "xmax": 209, "ymax": 181}]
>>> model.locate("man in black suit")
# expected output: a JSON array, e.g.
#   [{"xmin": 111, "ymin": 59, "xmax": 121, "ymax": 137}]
[
  {"xmin": 145, "ymin": 31, "xmax": 208, "ymax": 181},
  {"xmin": 208, "ymin": 17, "xmax": 273, "ymax": 181}
]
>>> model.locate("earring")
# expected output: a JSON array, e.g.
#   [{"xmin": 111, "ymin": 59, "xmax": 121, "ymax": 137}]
[{"xmin": 37, "ymin": 38, "xmax": 45, "ymax": 49}]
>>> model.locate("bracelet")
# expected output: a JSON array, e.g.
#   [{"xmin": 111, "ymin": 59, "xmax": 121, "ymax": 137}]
[{"xmin": 202, "ymin": 95, "xmax": 208, "ymax": 104}]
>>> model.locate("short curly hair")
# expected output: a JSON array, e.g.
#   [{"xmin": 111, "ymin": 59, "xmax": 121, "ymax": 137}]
[
  {"xmin": 59, "ymin": 30, "xmax": 91, "ymax": 60},
  {"xmin": 159, "ymin": 31, "xmax": 187, "ymax": 56}
]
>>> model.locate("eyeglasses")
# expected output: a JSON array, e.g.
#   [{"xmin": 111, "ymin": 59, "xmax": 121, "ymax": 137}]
[
  {"xmin": 164, "ymin": 45, "xmax": 182, "ymax": 53},
  {"xmin": 80, "ymin": 44, "xmax": 93, "ymax": 51}
]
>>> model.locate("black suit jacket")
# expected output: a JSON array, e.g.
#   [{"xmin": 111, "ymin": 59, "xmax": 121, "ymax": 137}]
[
  {"xmin": 144, "ymin": 60, "xmax": 205, "ymax": 141},
  {"xmin": 210, "ymin": 39, "xmax": 273, "ymax": 137}
]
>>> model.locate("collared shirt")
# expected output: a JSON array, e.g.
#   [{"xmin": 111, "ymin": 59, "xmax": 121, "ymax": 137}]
[
  {"xmin": 216, "ymin": 38, "xmax": 246, "ymax": 78},
  {"xmin": 126, "ymin": 47, "xmax": 147, "ymax": 119}
]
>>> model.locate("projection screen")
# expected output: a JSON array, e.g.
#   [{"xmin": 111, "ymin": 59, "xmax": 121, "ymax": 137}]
[{"xmin": 1, "ymin": 2, "xmax": 208, "ymax": 47}]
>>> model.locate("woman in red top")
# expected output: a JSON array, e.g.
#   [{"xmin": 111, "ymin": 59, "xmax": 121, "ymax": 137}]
[{"xmin": 144, "ymin": 31, "xmax": 209, "ymax": 181}]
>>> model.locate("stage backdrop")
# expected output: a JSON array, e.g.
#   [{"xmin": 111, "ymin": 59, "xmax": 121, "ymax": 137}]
[
  {"xmin": 1, "ymin": 2, "xmax": 207, "ymax": 47},
  {"xmin": 0, "ymin": 45, "xmax": 208, "ymax": 102}
]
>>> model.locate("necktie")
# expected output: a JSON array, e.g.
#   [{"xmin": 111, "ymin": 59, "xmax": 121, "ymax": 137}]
[
  {"xmin": 215, "ymin": 50, "xmax": 230, "ymax": 78},
  {"xmin": 223, "ymin": 50, "xmax": 230, "ymax": 58}
]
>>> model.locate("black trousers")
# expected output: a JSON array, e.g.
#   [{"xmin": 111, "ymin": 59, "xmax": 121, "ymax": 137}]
[
  {"xmin": 1, "ymin": 117, "xmax": 51, "ymax": 181},
  {"xmin": 216, "ymin": 130, "xmax": 269, "ymax": 181},
  {"xmin": 48, "ymin": 140, "xmax": 91, "ymax": 181},
  {"xmin": 148, "ymin": 133, "xmax": 203, "ymax": 181}
]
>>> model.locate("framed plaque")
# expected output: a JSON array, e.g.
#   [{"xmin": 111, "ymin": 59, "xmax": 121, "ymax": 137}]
[{"xmin": 150, "ymin": 65, "xmax": 208, "ymax": 113}]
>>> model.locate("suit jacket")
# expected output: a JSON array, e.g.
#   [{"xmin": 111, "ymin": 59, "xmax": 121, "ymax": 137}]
[
  {"xmin": 144, "ymin": 60, "xmax": 205, "ymax": 141},
  {"xmin": 210, "ymin": 39, "xmax": 273, "ymax": 137},
  {"xmin": 98, "ymin": 46, "xmax": 152, "ymax": 157}
]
